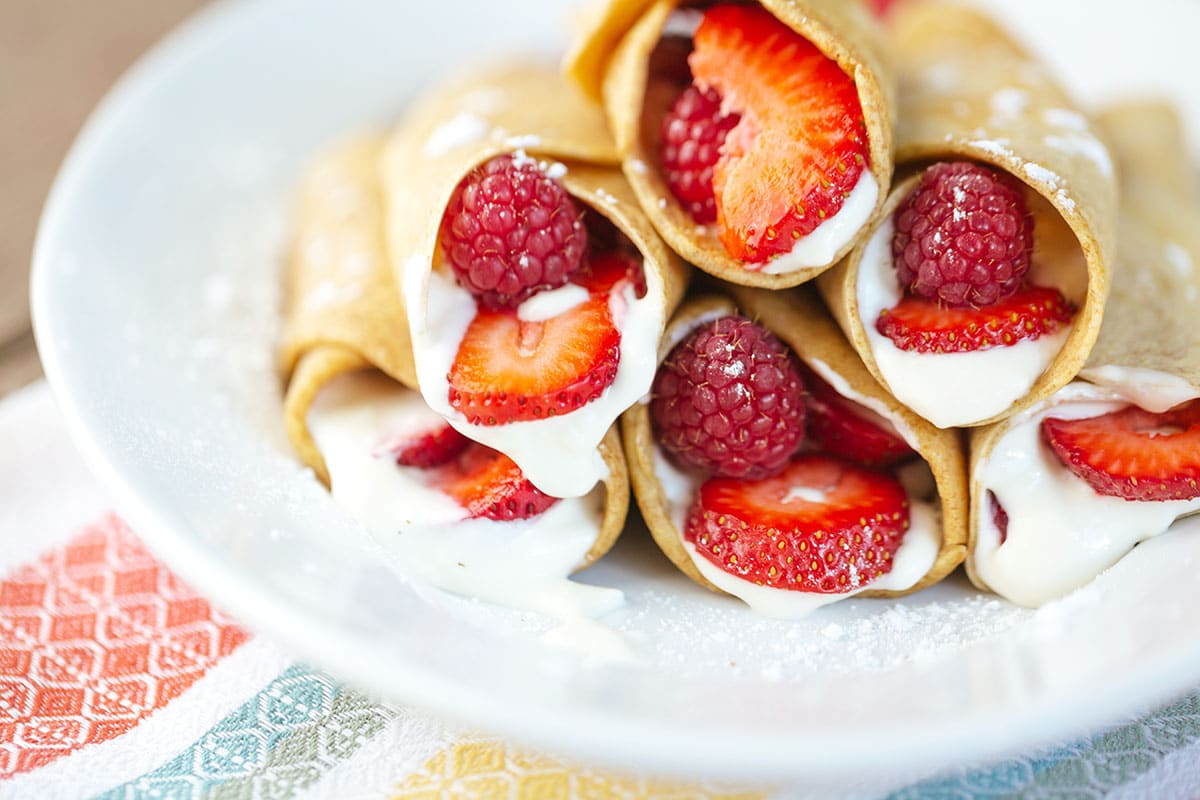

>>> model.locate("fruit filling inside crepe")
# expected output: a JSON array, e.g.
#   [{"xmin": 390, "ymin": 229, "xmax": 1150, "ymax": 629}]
[
  {"xmin": 856, "ymin": 161, "xmax": 1088, "ymax": 428},
  {"xmin": 647, "ymin": 313, "xmax": 941, "ymax": 617},
  {"xmin": 305, "ymin": 370, "xmax": 624, "ymax": 618},
  {"xmin": 974, "ymin": 382, "xmax": 1200, "ymax": 607},
  {"xmin": 406, "ymin": 151, "xmax": 666, "ymax": 499},
  {"xmin": 652, "ymin": 3, "xmax": 878, "ymax": 272}
]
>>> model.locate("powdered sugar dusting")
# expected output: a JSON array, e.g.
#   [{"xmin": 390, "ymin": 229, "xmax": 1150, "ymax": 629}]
[
  {"xmin": 1043, "ymin": 107, "xmax": 1089, "ymax": 132},
  {"xmin": 920, "ymin": 61, "xmax": 960, "ymax": 92},
  {"xmin": 1022, "ymin": 161, "xmax": 1060, "ymax": 187},
  {"xmin": 1165, "ymin": 242, "xmax": 1194, "ymax": 278},
  {"xmin": 968, "ymin": 138, "xmax": 1015, "ymax": 159},
  {"xmin": 508, "ymin": 148, "xmax": 567, "ymax": 181},
  {"xmin": 603, "ymin": 567, "xmax": 1032, "ymax": 678},
  {"xmin": 299, "ymin": 279, "xmax": 364, "ymax": 312},
  {"xmin": 990, "ymin": 87, "xmax": 1029, "ymax": 118},
  {"xmin": 505, "ymin": 134, "xmax": 543, "ymax": 150},
  {"xmin": 509, "ymin": 148, "xmax": 537, "ymax": 169},
  {"xmin": 422, "ymin": 111, "xmax": 489, "ymax": 157},
  {"xmin": 1044, "ymin": 132, "xmax": 1114, "ymax": 178}
]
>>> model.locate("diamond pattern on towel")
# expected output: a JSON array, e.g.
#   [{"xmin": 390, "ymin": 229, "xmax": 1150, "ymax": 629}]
[{"xmin": 0, "ymin": 513, "xmax": 248, "ymax": 777}]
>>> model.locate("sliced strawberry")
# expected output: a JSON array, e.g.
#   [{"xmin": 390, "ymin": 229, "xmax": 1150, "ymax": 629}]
[
  {"xmin": 375, "ymin": 423, "xmax": 472, "ymax": 468},
  {"xmin": 987, "ymin": 491, "xmax": 1009, "ymax": 545},
  {"xmin": 1041, "ymin": 400, "xmax": 1200, "ymax": 502},
  {"xmin": 684, "ymin": 454, "xmax": 910, "ymax": 593},
  {"xmin": 447, "ymin": 292, "xmax": 620, "ymax": 426},
  {"xmin": 801, "ymin": 366, "xmax": 915, "ymax": 467},
  {"xmin": 876, "ymin": 285, "xmax": 1074, "ymax": 353},
  {"xmin": 576, "ymin": 248, "xmax": 646, "ymax": 298},
  {"xmin": 432, "ymin": 443, "xmax": 558, "ymax": 521},
  {"xmin": 689, "ymin": 4, "xmax": 870, "ymax": 262},
  {"xmin": 867, "ymin": 0, "xmax": 897, "ymax": 18}
]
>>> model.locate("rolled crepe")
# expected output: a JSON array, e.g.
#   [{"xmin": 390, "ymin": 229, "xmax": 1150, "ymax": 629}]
[
  {"xmin": 966, "ymin": 103, "xmax": 1200, "ymax": 607},
  {"xmin": 381, "ymin": 62, "xmax": 689, "ymax": 499},
  {"xmin": 623, "ymin": 286, "xmax": 967, "ymax": 614},
  {"xmin": 565, "ymin": 0, "xmax": 895, "ymax": 287},
  {"xmin": 279, "ymin": 135, "xmax": 629, "ymax": 570},
  {"xmin": 817, "ymin": 3, "xmax": 1117, "ymax": 429}
]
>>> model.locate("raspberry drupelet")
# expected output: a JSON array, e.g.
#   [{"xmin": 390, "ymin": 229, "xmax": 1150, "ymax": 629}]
[
  {"xmin": 439, "ymin": 153, "xmax": 587, "ymax": 309},
  {"xmin": 892, "ymin": 161, "xmax": 1033, "ymax": 308},
  {"xmin": 650, "ymin": 316, "xmax": 805, "ymax": 479},
  {"xmin": 659, "ymin": 85, "xmax": 740, "ymax": 224}
]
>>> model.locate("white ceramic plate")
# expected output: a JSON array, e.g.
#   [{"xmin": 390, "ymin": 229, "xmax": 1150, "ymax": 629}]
[{"xmin": 30, "ymin": 0, "xmax": 1200, "ymax": 786}]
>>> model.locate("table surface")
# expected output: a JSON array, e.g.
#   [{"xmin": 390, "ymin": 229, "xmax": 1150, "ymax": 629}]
[{"xmin": 0, "ymin": 0, "xmax": 209, "ymax": 397}]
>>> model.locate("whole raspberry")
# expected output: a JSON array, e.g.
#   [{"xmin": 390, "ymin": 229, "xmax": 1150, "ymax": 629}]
[
  {"xmin": 440, "ymin": 153, "xmax": 587, "ymax": 309},
  {"xmin": 650, "ymin": 316, "xmax": 805, "ymax": 479},
  {"xmin": 891, "ymin": 161, "xmax": 1033, "ymax": 308},
  {"xmin": 659, "ymin": 84, "xmax": 740, "ymax": 224}
]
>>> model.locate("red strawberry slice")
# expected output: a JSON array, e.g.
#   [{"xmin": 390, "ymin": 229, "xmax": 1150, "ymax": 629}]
[
  {"xmin": 575, "ymin": 248, "xmax": 646, "ymax": 298},
  {"xmin": 433, "ymin": 443, "xmax": 558, "ymax": 521},
  {"xmin": 689, "ymin": 4, "xmax": 870, "ymax": 262},
  {"xmin": 447, "ymin": 292, "xmax": 620, "ymax": 426},
  {"xmin": 684, "ymin": 454, "xmax": 910, "ymax": 593},
  {"xmin": 987, "ymin": 491, "xmax": 1009, "ymax": 545},
  {"xmin": 376, "ymin": 423, "xmax": 471, "ymax": 468},
  {"xmin": 1041, "ymin": 399, "xmax": 1200, "ymax": 502},
  {"xmin": 801, "ymin": 367, "xmax": 915, "ymax": 467},
  {"xmin": 876, "ymin": 285, "xmax": 1074, "ymax": 353},
  {"xmin": 867, "ymin": 0, "xmax": 898, "ymax": 18}
]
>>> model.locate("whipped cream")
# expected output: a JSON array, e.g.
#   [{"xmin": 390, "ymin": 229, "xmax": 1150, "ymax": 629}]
[
  {"xmin": 405, "ymin": 247, "xmax": 666, "ymax": 498},
  {"xmin": 307, "ymin": 371, "xmax": 622, "ymax": 622},
  {"xmin": 763, "ymin": 171, "xmax": 879, "ymax": 274},
  {"xmin": 974, "ymin": 380, "xmax": 1200, "ymax": 607},
  {"xmin": 516, "ymin": 283, "xmax": 588, "ymax": 322},
  {"xmin": 1078, "ymin": 365, "xmax": 1200, "ymax": 413},
  {"xmin": 857, "ymin": 215, "xmax": 1074, "ymax": 428}
]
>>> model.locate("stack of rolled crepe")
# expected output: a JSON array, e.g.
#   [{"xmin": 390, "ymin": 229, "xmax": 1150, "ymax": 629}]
[
  {"xmin": 280, "ymin": 1, "xmax": 1196, "ymax": 618},
  {"xmin": 967, "ymin": 103, "xmax": 1200, "ymax": 607},
  {"xmin": 279, "ymin": 62, "xmax": 687, "ymax": 581},
  {"xmin": 818, "ymin": 2, "xmax": 1117, "ymax": 429}
]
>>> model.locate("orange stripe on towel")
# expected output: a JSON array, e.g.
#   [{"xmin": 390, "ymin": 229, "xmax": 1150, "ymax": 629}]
[{"xmin": 0, "ymin": 513, "xmax": 249, "ymax": 777}]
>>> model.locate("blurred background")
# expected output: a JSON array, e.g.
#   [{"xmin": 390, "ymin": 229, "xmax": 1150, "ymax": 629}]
[
  {"xmin": 0, "ymin": 0, "xmax": 207, "ymax": 396},
  {"xmin": 5, "ymin": 0, "xmax": 1199, "ymax": 404}
]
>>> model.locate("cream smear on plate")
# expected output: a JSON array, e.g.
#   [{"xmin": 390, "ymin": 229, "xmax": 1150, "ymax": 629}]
[
  {"xmin": 307, "ymin": 371, "xmax": 624, "ymax": 630},
  {"xmin": 857, "ymin": 215, "xmax": 1073, "ymax": 428},
  {"xmin": 404, "ymin": 249, "xmax": 666, "ymax": 499},
  {"xmin": 975, "ymin": 378, "xmax": 1200, "ymax": 607}
]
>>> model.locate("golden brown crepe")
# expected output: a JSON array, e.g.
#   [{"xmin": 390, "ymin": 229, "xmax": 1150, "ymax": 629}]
[
  {"xmin": 278, "ymin": 135, "xmax": 628, "ymax": 569},
  {"xmin": 817, "ymin": 2, "xmax": 1118, "ymax": 429},
  {"xmin": 623, "ymin": 286, "xmax": 967, "ymax": 599},
  {"xmin": 965, "ymin": 103, "xmax": 1200, "ymax": 598},
  {"xmin": 566, "ymin": 0, "xmax": 896, "ymax": 287},
  {"xmin": 378, "ymin": 61, "xmax": 689, "ymax": 501},
  {"xmin": 380, "ymin": 61, "xmax": 688, "ymax": 316}
]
